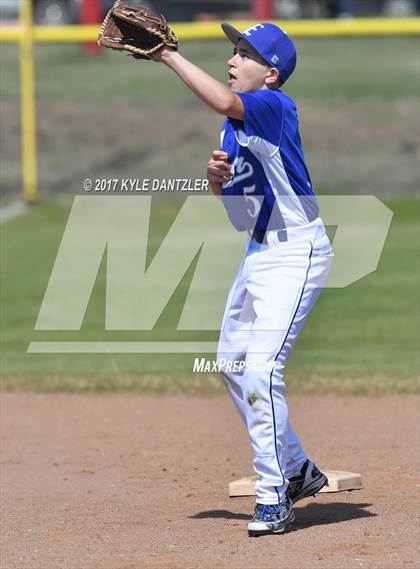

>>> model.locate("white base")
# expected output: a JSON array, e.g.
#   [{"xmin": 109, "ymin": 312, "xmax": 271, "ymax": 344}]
[{"xmin": 229, "ymin": 469, "xmax": 362, "ymax": 497}]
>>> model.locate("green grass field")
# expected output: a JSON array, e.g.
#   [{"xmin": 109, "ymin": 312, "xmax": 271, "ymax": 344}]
[
  {"xmin": 1, "ymin": 37, "xmax": 419, "ymax": 195},
  {"xmin": 1, "ymin": 195, "xmax": 418, "ymax": 394},
  {"xmin": 1, "ymin": 36, "xmax": 419, "ymax": 393},
  {"xmin": 1, "ymin": 37, "xmax": 418, "ymax": 102}
]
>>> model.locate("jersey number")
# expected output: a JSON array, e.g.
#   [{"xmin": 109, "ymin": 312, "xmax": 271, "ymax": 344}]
[{"xmin": 232, "ymin": 157, "xmax": 260, "ymax": 219}]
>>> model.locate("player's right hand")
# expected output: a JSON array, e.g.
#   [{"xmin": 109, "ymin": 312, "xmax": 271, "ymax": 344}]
[{"xmin": 207, "ymin": 151, "xmax": 232, "ymax": 196}]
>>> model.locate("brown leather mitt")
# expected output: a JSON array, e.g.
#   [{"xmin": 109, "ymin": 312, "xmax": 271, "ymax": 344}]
[{"xmin": 97, "ymin": 0, "xmax": 178, "ymax": 60}]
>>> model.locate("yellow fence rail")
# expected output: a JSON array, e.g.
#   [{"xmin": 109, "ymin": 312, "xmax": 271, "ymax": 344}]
[
  {"xmin": 1, "ymin": 18, "xmax": 420, "ymax": 43},
  {"xmin": 172, "ymin": 18, "xmax": 420, "ymax": 38},
  {"xmin": 1, "ymin": 17, "xmax": 419, "ymax": 201}
]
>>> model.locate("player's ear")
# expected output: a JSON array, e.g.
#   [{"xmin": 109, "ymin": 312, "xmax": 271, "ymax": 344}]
[{"xmin": 265, "ymin": 67, "xmax": 280, "ymax": 88}]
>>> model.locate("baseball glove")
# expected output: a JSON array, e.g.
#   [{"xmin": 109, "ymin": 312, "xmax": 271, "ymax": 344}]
[{"xmin": 97, "ymin": 0, "xmax": 178, "ymax": 60}]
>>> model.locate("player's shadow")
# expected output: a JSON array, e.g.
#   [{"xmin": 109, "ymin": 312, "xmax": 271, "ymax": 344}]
[
  {"xmin": 190, "ymin": 509, "xmax": 249, "ymax": 521},
  {"xmin": 293, "ymin": 502, "xmax": 376, "ymax": 529},
  {"xmin": 190, "ymin": 502, "xmax": 376, "ymax": 527}
]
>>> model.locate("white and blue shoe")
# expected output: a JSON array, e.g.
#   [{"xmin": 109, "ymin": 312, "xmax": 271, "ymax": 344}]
[
  {"xmin": 248, "ymin": 497, "xmax": 295, "ymax": 537},
  {"xmin": 287, "ymin": 459, "xmax": 328, "ymax": 504}
]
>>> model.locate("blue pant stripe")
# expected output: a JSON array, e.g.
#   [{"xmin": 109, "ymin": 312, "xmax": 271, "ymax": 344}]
[{"xmin": 268, "ymin": 243, "xmax": 314, "ymax": 498}]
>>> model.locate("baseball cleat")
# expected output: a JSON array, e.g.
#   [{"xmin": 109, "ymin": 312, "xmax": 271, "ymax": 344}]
[
  {"xmin": 247, "ymin": 497, "xmax": 295, "ymax": 537},
  {"xmin": 286, "ymin": 459, "xmax": 328, "ymax": 504}
]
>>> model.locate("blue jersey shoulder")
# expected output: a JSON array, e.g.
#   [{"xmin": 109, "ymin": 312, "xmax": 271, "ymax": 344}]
[{"xmin": 221, "ymin": 89, "xmax": 298, "ymax": 149}]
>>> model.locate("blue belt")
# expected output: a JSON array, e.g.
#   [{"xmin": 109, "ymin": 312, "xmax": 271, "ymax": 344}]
[{"xmin": 252, "ymin": 228, "xmax": 287, "ymax": 244}]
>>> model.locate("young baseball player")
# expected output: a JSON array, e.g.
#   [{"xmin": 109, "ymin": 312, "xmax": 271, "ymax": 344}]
[{"xmin": 153, "ymin": 22, "xmax": 333, "ymax": 537}]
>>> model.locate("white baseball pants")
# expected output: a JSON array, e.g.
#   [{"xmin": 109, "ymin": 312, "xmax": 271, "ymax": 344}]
[{"xmin": 217, "ymin": 218, "xmax": 333, "ymax": 504}]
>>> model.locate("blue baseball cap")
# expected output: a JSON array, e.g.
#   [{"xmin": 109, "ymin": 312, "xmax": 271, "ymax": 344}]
[{"xmin": 221, "ymin": 22, "xmax": 297, "ymax": 84}]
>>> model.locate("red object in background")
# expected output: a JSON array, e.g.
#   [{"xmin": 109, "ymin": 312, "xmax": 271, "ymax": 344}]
[
  {"xmin": 252, "ymin": 0, "xmax": 275, "ymax": 20},
  {"xmin": 81, "ymin": 0, "xmax": 101, "ymax": 55}
]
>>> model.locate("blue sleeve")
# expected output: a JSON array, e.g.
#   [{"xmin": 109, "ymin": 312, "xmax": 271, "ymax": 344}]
[{"xmin": 237, "ymin": 90, "xmax": 284, "ymax": 148}]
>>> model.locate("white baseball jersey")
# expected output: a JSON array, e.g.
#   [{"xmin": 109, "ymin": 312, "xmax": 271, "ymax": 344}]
[
  {"xmin": 217, "ymin": 89, "xmax": 333, "ymax": 504},
  {"xmin": 220, "ymin": 89, "xmax": 319, "ymax": 234}
]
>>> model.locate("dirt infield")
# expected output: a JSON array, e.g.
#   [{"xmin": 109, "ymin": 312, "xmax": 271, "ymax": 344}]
[{"xmin": 1, "ymin": 394, "xmax": 419, "ymax": 569}]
